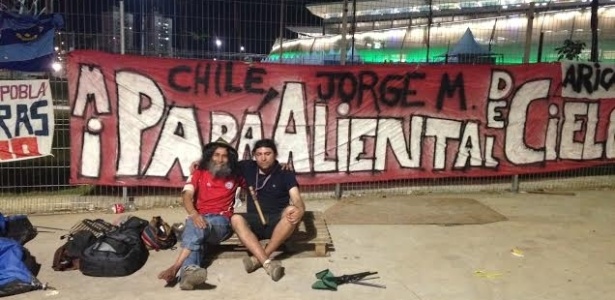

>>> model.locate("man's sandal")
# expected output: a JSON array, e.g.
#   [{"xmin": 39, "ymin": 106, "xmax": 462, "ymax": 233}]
[
  {"xmin": 179, "ymin": 266, "xmax": 208, "ymax": 290},
  {"xmin": 243, "ymin": 256, "xmax": 261, "ymax": 273},
  {"xmin": 263, "ymin": 260, "xmax": 285, "ymax": 282}
]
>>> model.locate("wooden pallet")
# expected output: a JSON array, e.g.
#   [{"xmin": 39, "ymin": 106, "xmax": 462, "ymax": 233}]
[{"xmin": 219, "ymin": 211, "xmax": 333, "ymax": 257}]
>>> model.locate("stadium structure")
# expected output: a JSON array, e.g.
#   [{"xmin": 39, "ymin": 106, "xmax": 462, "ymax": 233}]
[{"xmin": 265, "ymin": 0, "xmax": 615, "ymax": 64}]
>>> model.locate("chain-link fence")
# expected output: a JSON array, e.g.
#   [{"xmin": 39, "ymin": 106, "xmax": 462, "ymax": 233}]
[{"xmin": 1, "ymin": 0, "xmax": 614, "ymax": 214}]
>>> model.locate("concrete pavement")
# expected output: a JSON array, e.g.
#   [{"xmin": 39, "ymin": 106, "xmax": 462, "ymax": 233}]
[{"xmin": 6, "ymin": 190, "xmax": 615, "ymax": 300}]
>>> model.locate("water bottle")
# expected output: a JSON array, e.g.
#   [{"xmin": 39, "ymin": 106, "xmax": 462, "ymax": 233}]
[{"xmin": 125, "ymin": 197, "xmax": 137, "ymax": 212}]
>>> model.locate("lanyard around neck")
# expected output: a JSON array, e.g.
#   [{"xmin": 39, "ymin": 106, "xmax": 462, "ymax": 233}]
[{"xmin": 255, "ymin": 171, "xmax": 272, "ymax": 191}]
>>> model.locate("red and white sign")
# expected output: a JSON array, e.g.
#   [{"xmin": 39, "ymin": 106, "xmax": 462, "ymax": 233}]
[
  {"xmin": 67, "ymin": 51, "xmax": 615, "ymax": 187},
  {"xmin": 0, "ymin": 79, "xmax": 54, "ymax": 162}
]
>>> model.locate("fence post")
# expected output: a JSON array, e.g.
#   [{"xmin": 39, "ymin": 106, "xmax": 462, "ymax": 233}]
[
  {"xmin": 336, "ymin": 0, "xmax": 349, "ymax": 199},
  {"xmin": 334, "ymin": 184, "xmax": 343, "ymax": 199},
  {"xmin": 510, "ymin": 2, "xmax": 536, "ymax": 193},
  {"xmin": 350, "ymin": 0, "xmax": 357, "ymax": 64},
  {"xmin": 279, "ymin": 0, "xmax": 285, "ymax": 63},
  {"xmin": 537, "ymin": 31, "xmax": 544, "ymax": 62},
  {"xmin": 340, "ymin": 0, "xmax": 349, "ymax": 65},
  {"xmin": 590, "ymin": 0, "xmax": 599, "ymax": 62},
  {"xmin": 120, "ymin": 0, "xmax": 125, "ymax": 55},
  {"xmin": 523, "ymin": 2, "xmax": 535, "ymax": 64},
  {"xmin": 120, "ymin": 0, "xmax": 127, "ymax": 201},
  {"xmin": 511, "ymin": 175, "xmax": 519, "ymax": 193},
  {"xmin": 122, "ymin": 186, "xmax": 129, "ymax": 203},
  {"xmin": 426, "ymin": 0, "xmax": 433, "ymax": 62}
]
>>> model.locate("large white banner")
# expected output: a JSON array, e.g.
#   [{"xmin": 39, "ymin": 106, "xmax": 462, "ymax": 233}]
[
  {"xmin": 68, "ymin": 51, "xmax": 615, "ymax": 187},
  {"xmin": 0, "ymin": 79, "xmax": 54, "ymax": 162}
]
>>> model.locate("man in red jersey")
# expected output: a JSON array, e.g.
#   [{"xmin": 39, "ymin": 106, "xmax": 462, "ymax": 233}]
[{"xmin": 158, "ymin": 139, "xmax": 243, "ymax": 290}]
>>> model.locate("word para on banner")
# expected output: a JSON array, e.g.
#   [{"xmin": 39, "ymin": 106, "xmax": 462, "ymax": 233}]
[
  {"xmin": 73, "ymin": 67, "xmax": 615, "ymax": 179},
  {"xmin": 67, "ymin": 52, "xmax": 615, "ymax": 187}
]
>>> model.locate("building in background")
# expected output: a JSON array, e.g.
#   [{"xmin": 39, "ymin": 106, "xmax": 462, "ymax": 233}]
[
  {"xmin": 101, "ymin": 5, "xmax": 135, "ymax": 54},
  {"xmin": 100, "ymin": 6, "xmax": 173, "ymax": 57},
  {"xmin": 268, "ymin": 0, "xmax": 615, "ymax": 64},
  {"xmin": 143, "ymin": 11, "xmax": 173, "ymax": 57}
]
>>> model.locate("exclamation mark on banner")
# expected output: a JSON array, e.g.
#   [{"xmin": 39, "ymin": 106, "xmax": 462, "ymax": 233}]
[
  {"xmin": 81, "ymin": 117, "xmax": 103, "ymax": 177},
  {"xmin": 545, "ymin": 104, "xmax": 559, "ymax": 161}
]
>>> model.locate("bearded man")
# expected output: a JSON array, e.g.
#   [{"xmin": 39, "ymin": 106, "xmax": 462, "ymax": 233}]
[{"xmin": 158, "ymin": 139, "xmax": 244, "ymax": 290}]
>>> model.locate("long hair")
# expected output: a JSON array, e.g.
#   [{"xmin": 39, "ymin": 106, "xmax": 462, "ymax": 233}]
[{"xmin": 198, "ymin": 143, "xmax": 239, "ymax": 176}]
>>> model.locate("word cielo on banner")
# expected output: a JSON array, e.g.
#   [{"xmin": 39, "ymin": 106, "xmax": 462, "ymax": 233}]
[
  {"xmin": 0, "ymin": 79, "xmax": 54, "ymax": 162},
  {"xmin": 66, "ymin": 50, "xmax": 615, "ymax": 187}
]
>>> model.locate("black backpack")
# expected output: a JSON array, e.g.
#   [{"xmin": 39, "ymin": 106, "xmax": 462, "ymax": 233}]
[
  {"xmin": 79, "ymin": 216, "xmax": 149, "ymax": 277},
  {"xmin": 52, "ymin": 219, "xmax": 117, "ymax": 272}
]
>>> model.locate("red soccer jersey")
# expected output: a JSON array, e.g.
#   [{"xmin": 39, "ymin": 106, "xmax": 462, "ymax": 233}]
[{"xmin": 191, "ymin": 170, "xmax": 244, "ymax": 218}]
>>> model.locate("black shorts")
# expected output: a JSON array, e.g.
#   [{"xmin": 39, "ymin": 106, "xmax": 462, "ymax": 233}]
[{"xmin": 244, "ymin": 212, "xmax": 282, "ymax": 240}]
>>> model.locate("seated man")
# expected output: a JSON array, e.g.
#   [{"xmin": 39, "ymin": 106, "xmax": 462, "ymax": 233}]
[
  {"xmin": 158, "ymin": 139, "xmax": 243, "ymax": 290},
  {"xmin": 231, "ymin": 139, "xmax": 306, "ymax": 282}
]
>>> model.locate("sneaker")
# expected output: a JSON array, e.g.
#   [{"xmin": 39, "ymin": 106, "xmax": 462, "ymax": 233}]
[
  {"xmin": 263, "ymin": 260, "xmax": 285, "ymax": 282},
  {"xmin": 179, "ymin": 266, "xmax": 208, "ymax": 290},
  {"xmin": 243, "ymin": 256, "xmax": 261, "ymax": 273}
]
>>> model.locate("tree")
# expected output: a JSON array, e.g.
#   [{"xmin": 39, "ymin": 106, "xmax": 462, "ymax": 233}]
[{"xmin": 555, "ymin": 39, "xmax": 586, "ymax": 61}]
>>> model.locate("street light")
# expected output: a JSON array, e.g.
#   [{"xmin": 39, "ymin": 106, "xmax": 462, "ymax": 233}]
[
  {"xmin": 240, "ymin": 46, "xmax": 245, "ymax": 52},
  {"xmin": 51, "ymin": 61, "xmax": 62, "ymax": 72},
  {"xmin": 215, "ymin": 38, "xmax": 222, "ymax": 59}
]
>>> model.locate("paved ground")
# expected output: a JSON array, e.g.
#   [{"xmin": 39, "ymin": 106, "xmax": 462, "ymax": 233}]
[{"xmin": 7, "ymin": 190, "xmax": 615, "ymax": 300}]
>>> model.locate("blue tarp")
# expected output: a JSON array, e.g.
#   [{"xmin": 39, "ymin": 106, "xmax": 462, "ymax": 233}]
[{"xmin": 0, "ymin": 237, "xmax": 41, "ymax": 297}]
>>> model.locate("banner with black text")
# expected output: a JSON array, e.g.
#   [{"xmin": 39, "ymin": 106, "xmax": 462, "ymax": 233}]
[
  {"xmin": 67, "ymin": 51, "xmax": 615, "ymax": 186},
  {"xmin": 0, "ymin": 79, "xmax": 54, "ymax": 162}
]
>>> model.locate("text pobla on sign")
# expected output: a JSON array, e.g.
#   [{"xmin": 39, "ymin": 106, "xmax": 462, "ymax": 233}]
[
  {"xmin": 0, "ymin": 79, "xmax": 54, "ymax": 162},
  {"xmin": 0, "ymin": 82, "xmax": 48, "ymax": 101}
]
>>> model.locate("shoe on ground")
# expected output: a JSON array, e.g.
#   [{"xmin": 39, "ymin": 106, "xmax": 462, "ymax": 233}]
[
  {"xmin": 263, "ymin": 260, "xmax": 285, "ymax": 282},
  {"xmin": 243, "ymin": 256, "xmax": 261, "ymax": 273},
  {"xmin": 180, "ymin": 266, "xmax": 208, "ymax": 290}
]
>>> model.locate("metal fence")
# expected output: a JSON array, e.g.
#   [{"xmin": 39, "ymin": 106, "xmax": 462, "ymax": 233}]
[{"xmin": 1, "ymin": 0, "xmax": 614, "ymax": 214}]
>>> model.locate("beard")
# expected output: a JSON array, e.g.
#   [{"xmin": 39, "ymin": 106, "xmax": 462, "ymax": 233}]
[{"xmin": 208, "ymin": 161, "xmax": 232, "ymax": 178}]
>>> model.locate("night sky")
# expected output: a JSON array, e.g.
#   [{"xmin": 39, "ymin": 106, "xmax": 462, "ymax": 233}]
[{"xmin": 51, "ymin": 0, "xmax": 331, "ymax": 55}]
